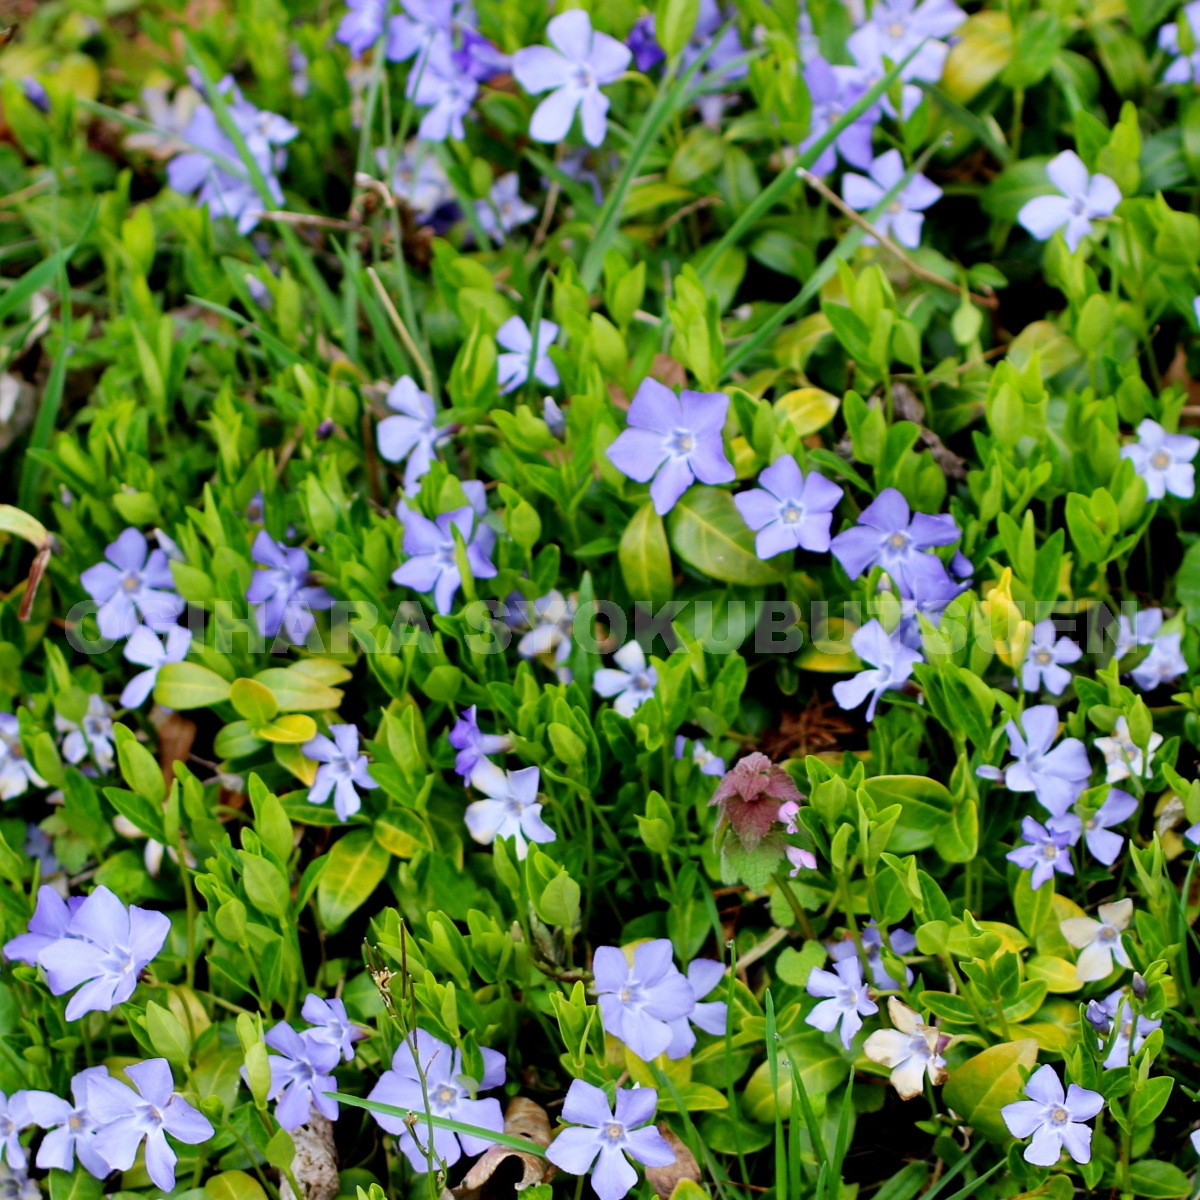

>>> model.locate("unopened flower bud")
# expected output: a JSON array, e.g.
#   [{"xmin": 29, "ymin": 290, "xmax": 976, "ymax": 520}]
[{"xmin": 1132, "ymin": 972, "xmax": 1148, "ymax": 1000}]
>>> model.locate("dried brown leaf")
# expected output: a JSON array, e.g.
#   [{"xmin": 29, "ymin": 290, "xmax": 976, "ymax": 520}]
[
  {"xmin": 451, "ymin": 1097, "xmax": 556, "ymax": 1198},
  {"xmin": 645, "ymin": 1125, "xmax": 700, "ymax": 1199}
]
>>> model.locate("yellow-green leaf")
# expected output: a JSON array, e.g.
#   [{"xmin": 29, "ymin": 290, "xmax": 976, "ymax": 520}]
[{"xmin": 942, "ymin": 1038, "xmax": 1038, "ymax": 1143}]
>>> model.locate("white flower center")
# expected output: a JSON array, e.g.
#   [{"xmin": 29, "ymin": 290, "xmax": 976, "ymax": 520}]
[
  {"xmin": 887, "ymin": 21, "xmax": 905, "ymax": 37},
  {"xmin": 573, "ymin": 63, "xmax": 597, "ymax": 90},
  {"xmin": 1050, "ymin": 1106, "xmax": 1069, "ymax": 1125},
  {"xmin": 1097, "ymin": 925, "xmax": 1116, "ymax": 942},
  {"xmin": 1151, "ymin": 450, "xmax": 1171, "ymax": 470},
  {"xmin": 604, "ymin": 1122, "xmax": 624, "ymax": 1142},
  {"xmin": 122, "ymin": 573, "xmax": 141, "ymax": 592},
  {"xmin": 1035, "ymin": 650, "xmax": 1052, "ymax": 664},
  {"xmin": 781, "ymin": 505, "xmax": 802, "ymax": 525},
  {"xmin": 1041, "ymin": 842, "xmax": 1058, "ymax": 860},
  {"xmin": 887, "ymin": 531, "xmax": 908, "ymax": 551},
  {"xmin": 435, "ymin": 1084, "xmax": 457, "ymax": 1106}
]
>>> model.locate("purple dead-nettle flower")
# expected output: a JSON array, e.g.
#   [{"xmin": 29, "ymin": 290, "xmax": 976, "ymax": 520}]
[
  {"xmin": 38, "ymin": 885, "xmax": 170, "ymax": 1021},
  {"xmin": 1020, "ymin": 620, "xmax": 1082, "ymax": 696},
  {"xmin": 674, "ymin": 735, "xmax": 725, "ymax": 777},
  {"xmin": 121, "ymin": 625, "xmax": 192, "ymax": 710},
  {"xmin": 303, "ymin": 725, "xmax": 379, "ymax": 822},
  {"xmin": 337, "ymin": 0, "xmax": 388, "ymax": 57},
  {"xmin": 665, "ymin": 959, "xmax": 728, "ymax": 1058},
  {"xmin": 87, "ymin": 1058, "xmax": 213, "ymax": 1193},
  {"xmin": 1087, "ymin": 990, "xmax": 1161, "ymax": 1069},
  {"xmin": 0, "ymin": 715, "xmax": 43, "ymax": 801},
  {"xmin": 465, "ymin": 759, "xmax": 555, "ymax": 858},
  {"xmin": 367, "ymin": 1029, "xmax": 505, "ymax": 1172},
  {"xmin": 593, "ymin": 939, "xmax": 695, "ymax": 1061},
  {"xmin": 377, "ymin": 376, "xmax": 447, "ymax": 497},
  {"xmin": 627, "ymin": 15, "xmax": 665, "ymax": 71},
  {"xmin": 842, "ymin": 150, "xmax": 943, "ymax": 249},
  {"xmin": 806, "ymin": 955, "xmax": 878, "ymax": 1048},
  {"xmin": 546, "ymin": 1081, "xmax": 675, "ymax": 1200},
  {"xmin": 594, "ymin": 641, "xmax": 658, "ymax": 717},
  {"xmin": 832, "ymin": 619, "xmax": 923, "ymax": 723},
  {"xmin": 1130, "ymin": 630, "xmax": 1188, "ymax": 692},
  {"xmin": 606, "ymin": 379, "xmax": 735, "ymax": 517},
  {"xmin": 1048, "ymin": 788, "xmax": 1138, "ymax": 867},
  {"xmin": 302, "ymin": 993, "xmax": 367, "ymax": 1063},
  {"xmin": 711, "ymin": 752, "xmax": 801, "ymax": 851},
  {"xmin": 246, "ymin": 531, "xmax": 334, "ymax": 644},
  {"xmin": 513, "ymin": 11, "xmax": 632, "ymax": 147},
  {"xmin": 386, "ymin": 0, "xmax": 455, "ymax": 68},
  {"xmin": 448, "ymin": 706, "xmax": 511, "ymax": 782},
  {"xmin": 476, "ymin": 173, "xmax": 538, "ymax": 243},
  {"xmin": 1006, "ymin": 816, "xmax": 1076, "ymax": 891},
  {"xmin": 262, "ymin": 1022, "xmax": 340, "ymax": 1130},
  {"xmin": 27, "ymin": 1066, "xmax": 111, "ymax": 1178},
  {"xmin": 800, "ymin": 57, "xmax": 877, "ymax": 175},
  {"xmin": 408, "ymin": 42, "xmax": 478, "ymax": 142},
  {"xmin": 995, "ymin": 705, "xmax": 1092, "ymax": 818},
  {"xmin": 735, "ymin": 455, "xmax": 844, "ymax": 559},
  {"xmin": 1017, "ymin": 151, "xmax": 1121, "ymax": 254},
  {"xmin": 1060, "ymin": 898, "xmax": 1133, "ymax": 983},
  {"xmin": 497, "ymin": 316, "xmax": 560, "ymax": 394},
  {"xmin": 80, "ymin": 527, "xmax": 184, "ymax": 641},
  {"xmin": 787, "ymin": 845, "xmax": 818, "ymax": 874},
  {"xmin": 56, "ymin": 696, "xmax": 116, "ymax": 774},
  {"xmin": 1001, "ymin": 1064, "xmax": 1102, "ymax": 1166},
  {"xmin": 1159, "ymin": 2, "xmax": 1200, "ymax": 84},
  {"xmin": 1121, "ymin": 418, "xmax": 1199, "ymax": 500},
  {"xmin": 0, "ymin": 1095, "xmax": 30, "ymax": 1170},
  {"xmin": 831, "ymin": 921, "xmax": 917, "ymax": 990},
  {"xmin": 847, "ymin": 0, "xmax": 965, "ymax": 86},
  {"xmin": 3, "ymin": 886, "xmax": 80, "ymax": 965},
  {"xmin": 391, "ymin": 505, "xmax": 497, "ymax": 615},
  {"xmin": 830, "ymin": 487, "xmax": 959, "ymax": 599},
  {"xmin": 1095, "ymin": 716, "xmax": 1162, "ymax": 784}
]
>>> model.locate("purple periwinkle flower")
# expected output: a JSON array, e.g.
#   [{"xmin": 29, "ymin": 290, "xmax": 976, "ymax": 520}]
[
  {"xmin": 1122, "ymin": 418, "xmax": 1199, "ymax": 501},
  {"xmin": 1021, "ymin": 620, "xmax": 1082, "ymax": 696},
  {"xmin": 302, "ymin": 993, "xmax": 367, "ymax": 1063},
  {"xmin": 0, "ymin": 715, "xmax": 43, "ymax": 801},
  {"xmin": 377, "ymin": 376, "xmax": 446, "ymax": 497},
  {"xmin": 830, "ymin": 921, "xmax": 917, "ymax": 990},
  {"xmin": 665, "ymin": 959, "xmax": 728, "ymax": 1058},
  {"xmin": 735, "ymin": 455, "xmax": 843, "ymax": 559},
  {"xmin": 367, "ymin": 1029, "xmax": 505, "ymax": 1171},
  {"xmin": 995, "ymin": 704, "xmax": 1092, "ymax": 818},
  {"xmin": 1114, "ymin": 605, "xmax": 1165, "ymax": 660},
  {"xmin": 37, "ymin": 885, "xmax": 171, "ymax": 1021},
  {"xmin": 381, "ymin": 144, "xmax": 453, "ymax": 222},
  {"xmin": 87, "ymin": 1059, "xmax": 214, "ymax": 1192},
  {"xmin": 454, "ymin": 26, "xmax": 511, "ymax": 81},
  {"xmin": 80, "ymin": 528, "xmax": 183, "ymax": 641},
  {"xmin": 674, "ymin": 735, "xmax": 725, "ymax": 777},
  {"xmin": 262, "ymin": 1022, "xmax": 340, "ymax": 1130},
  {"xmin": 497, "ymin": 316, "xmax": 560, "ymax": 393},
  {"xmin": 1095, "ymin": 716, "xmax": 1162, "ymax": 784},
  {"xmin": 800, "ymin": 57, "xmax": 877, "ymax": 175},
  {"xmin": 121, "ymin": 625, "xmax": 192, "ymax": 709},
  {"xmin": 246, "ymin": 531, "xmax": 334, "ymax": 644},
  {"xmin": 0, "ymin": 1094, "xmax": 30, "ymax": 1170},
  {"xmin": 1017, "ymin": 151, "xmax": 1121, "ymax": 254},
  {"xmin": 513, "ymin": 11, "xmax": 632, "ymax": 147},
  {"xmin": 830, "ymin": 488, "xmax": 959, "ymax": 599},
  {"xmin": 3, "ymin": 886, "xmax": 80, "ymax": 965},
  {"xmin": 545, "ymin": 1081, "xmax": 675, "ymax": 1200},
  {"xmin": 465, "ymin": 759, "xmax": 555, "ymax": 858},
  {"xmin": 832, "ymin": 619, "xmax": 922, "ymax": 723},
  {"xmin": 606, "ymin": 379, "xmax": 735, "ymax": 516},
  {"xmin": 477, "ymin": 173, "xmax": 538, "ymax": 243},
  {"xmin": 448, "ymin": 706, "xmax": 512, "ymax": 781},
  {"xmin": 1130, "ymin": 630, "xmax": 1188, "ymax": 692},
  {"xmin": 336, "ymin": 0, "xmax": 387, "ymax": 57},
  {"xmin": 1001, "ymin": 1064, "xmax": 1102, "ymax": 1166},
  {"xmin": 303, "ymin": 725, "xmax": 378, "ymax": 822},
  {"xmin": 26, "ymin": 1067, "xmax": 111, "ymax": 1178},
  {"xmin": 514, "ymin": 590, "xmax": 576, "ymax": 681},
  {"xmin": 594, "ymin": 641, "xmax": 658, "ymax": 717},
  {"xmin": 842, "ymin": 150, "xmax": 942, "ymax": 249},
  {"xmin": 593, "ymin": 939, "xmax": 695, "ymax": 1061},
  {"xmin": 1006, "ymin": 816, "xmax": 1076, "ymax": 890},
  {"xmin": 1060, "ymin": 898, "xmax": 1133, "ymax": 982},
  {"xmin": 848, "ymin": 0, "xmax": 965, "ymax": 84},
  {"xmin": 1048, "ymin": 788, "xmax": 1138, "ymax": 867},
  {"xmin": 1159, "ymin": 3, "xmax": 1200, "ymax": 84},
  {"xmin": 1087, "ymin": 989, "xmax": 1161, "ymax": 1069},
  {"xmin": 391, "ymin": 505, "xmax": 497, "ymax": 615},
  {"xmin": 805, "ymin": 955, "xmax": 878, "ymax": 1048},
  {"xmin": 627, "ymin": 16, "xmax": 664, "ymax": 72},
  {"xmin": 55, "ymin": 695, "xmax": 115, "ymax": 773},
  {"xmin": 386, "ymin": 0, "xmax": 455, "ymax": 68},
  {"xmin": 409, "ymin": 45, "xmax": 478, "ymax": 142}
]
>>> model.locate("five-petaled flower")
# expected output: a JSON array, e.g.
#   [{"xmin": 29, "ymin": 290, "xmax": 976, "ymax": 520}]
[
  {"xmin": 0, "ymin": 715, "xmax": 44, "ymax": 801},
  {"xmin": 606, "ymin": 379, "xmax": 735, "ymax": 516},
  {"xmin": 513, "ymin": 11, "xmax": 632, "ymax": 147},
  {"xmin": 303, "ymin": 724, "xmax": 379, "ymax": 821},
  {"xmin": 806, "ymin": 955, "xmax": 878, "ymax": 1048},
  {"xmin": 593, "ymin": 939, "xmax": 695, "ymax": 1061},
  {"xmin": 1129, "ymin": 630, "xmax": 1188, "ymax": 693},
  {"xmin": 246, "ymin": 531, "xmax": 334, "ymax": 644},
  {"xmin": 991, "ymin": 705, "xmax": 1092, "ymax": 818},
  {"xmin": 1006, "ymin": 816, "xmax": 1075, "ymax": 890},
  {"xmin": 864, "ymin": 997, "xmax": 948, "ymax": 1100},
  {"xmin": 545, "ymin": 1080, "xmax": 675, "ymax": 1200},
  {"xmin": 302, "ymin": 993, "xmax": 367, "ymax": 1063},
  {"xmin": 1017, "ymin": 150, "xmax": 1121, "ymax": 254},
  {"xmin": 1060, "ymin": 898, "xmax": 1134, "ymax": 983},
  {"xmin": 665, "ymin": 958, "xmax": 728, "ymax": 1059},
  {"xmin": 1087, "ymin": 989, "xmax": 1162, "ymax": 1069},
  {"xmin": 121, "ymin": 625, "xmax": 192, "ymax": 709},
  {"xmin": 594, "ymin": 641, "xmax": 658, "ymax": 717},
  {"xmin": 392, "ymin": 504, "xmax": 497, "ymax": 615},
  {"xmin": 80, "ymin": 528, "xmax": 184, "ymax": 641},
  {"xmin": 1020, "ymin": 620, "xmax": 1082, "ymax": 696},
  {"xmin": 448, "ymin": 706, "xmax": 512, "ymax": 781},
  {"xmin": 56, "ymin": 695, "xmax": 116, "ymax": 774},
  {"xmin": 497, "ymin": 316, "xmax": 560, "ymax": 394},
  {"xmin": 1095, "ymin": 716, "xmax": 1161, "ymax": 783},
  {"xmin": 1121, "ymin": 418, "xmax": 1199, "ymax": 501},
  {"xmin": 1048, "ymin": 787, "xmax": 1138, "ymax": 866},
  {"xmin": 476, "ymin": 172, "xmax": 537, "ymax": 243},
  {"xmin": 832, "ymin": 619, "xmax": 923, "ymax": 723},
  {"xmin": 1001, "ymin": 1064, "xmax": 1102, "ymax": 1166},
  {"xmin": 262, "ymin": 1021, "xmax": 340, "ymax": 1130},
  {"xmin": 735, "ymin": 455, "xmax": 843, "ymax": 560},
  {"xmin": 841, "ymin": 150, "xmax": 943, "ymax": 249},
  {"xmin": 26, "ymin": 1066, "xmax": 111, "ymax": 1178},
  {"xmin": 377, "ymin": 376, "xmax": 447, "ymax": 497},
  {"xmin": 465, "ymin": 759, "xmax": 556, "ymax": 858}
]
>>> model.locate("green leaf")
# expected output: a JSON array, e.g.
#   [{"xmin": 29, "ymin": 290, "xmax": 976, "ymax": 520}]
[
  {"xmin": 205, "ymin": 1171, "xmax": 268, "ymax": 1200},
  {"xmin": 155, "ymin": 662, "xmax": 232, "ymax": 710},
  {"xmin": 619, "ymin": 501, "xmax": 674, "ymax": 608},
  {"xmin": 941, "ymin": 1039, "xmax": 1038, "ymax": 1143},
  {"xmin": 668, "ymin": 486, "xmax": 783, "ymax": 586},
  {"xmin": 230, "ymin": 678, "xmax": 279, "ymax": 726},
  {"xmin": 253, "ymin": 668, "xmax": 344, "ymax": 713},
  {"xmin": 658, "ymin": 0, "xmax": 700, "ymax": 58},
  {"xmin": 1127, "ymin": 1161, "xmax": 1190, "ymax": 1199},
  {"xmin": 373, "ymin": 809, "xmax": 432, "ymax": 858},
  {"xmin": 743, "ymin": 1031, "xmax": 848, "ymax": 1121},
  {"xmin": 103, "ymin": 787, "xmax": 168, "ymax": 844},
  {"xmin": 145, "ymin": 1001, "xmax": 192, "ymax": 1070},
  {"xmin": 861, "ymin": 777, "xmax": 976, "ymax": 861},
  {"xmin": 317, "ymin": 829, "xmax": 391, "ymax": 932},
  {"xmin": 48, "ymin": 1168, "xmax": 104, "ymax": 1200}
]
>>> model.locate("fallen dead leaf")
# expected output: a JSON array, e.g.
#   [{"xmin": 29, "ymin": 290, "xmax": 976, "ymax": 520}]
[
  {"xmin": 645, "ymin": 1125, "xmax": 700, "ymax": 1199},
  {"xmin": 451, "ymin": 1096, "xmax": 556, "ymax": 1198}
]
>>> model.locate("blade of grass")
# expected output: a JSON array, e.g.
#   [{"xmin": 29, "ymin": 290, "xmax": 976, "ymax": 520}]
[
  {"xmin": 920, "ymin": 1137, "xmax": 986, "ymax": 1200},
  {"xmin": 934, "ymin": 1156, "xmax": 1003, "ymax": 1200},
  {"xmin": 765, "ymin": 989, "xmax": 788, "ymax": 1200},
  {"xmin": 333, "ymin": 1092, "xmax": 547, "ymax": 1154},
  {"xmin": 650, "ymin": 1063, "xmax": 735, "ymax": 1200},
  {"xmin": 186, "ymin": 296, "xmax": 311, "ymax": 369}
]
